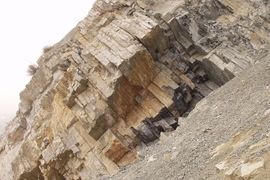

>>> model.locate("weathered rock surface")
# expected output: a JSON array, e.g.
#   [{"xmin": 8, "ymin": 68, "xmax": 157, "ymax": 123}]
[
  {"xmin": 109, "ymin": 53, "xmax": 270, "ymax": 180},
  {"xmin": 0, "ymin": 0, "xmax": 269, "ymax": 179}
]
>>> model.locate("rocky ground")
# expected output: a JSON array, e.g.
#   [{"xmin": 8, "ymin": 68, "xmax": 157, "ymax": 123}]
[{"xmin": 107, "ymin": 55, "xmax": 270, "ymax": 179}]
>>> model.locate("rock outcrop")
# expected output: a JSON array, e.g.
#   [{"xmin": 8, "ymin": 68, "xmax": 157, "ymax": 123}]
[
  {"xmin": 0, "ymin": 0, "xmax": 269, "ymax": 179},
  {"xmin": 108, "ymin": 51, "xmax": 270, "ymax": 180}
]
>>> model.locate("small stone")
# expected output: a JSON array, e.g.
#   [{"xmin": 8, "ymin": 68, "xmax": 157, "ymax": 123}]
[
  {"xmin": 41, "ymin": 137, "xmax": 50, "ymax": 149},
  {"xmin": 127, "ymin": 8, "xmax": 136, "ymax": 16},
  {"xmin": 163, "ymin": 154, "xmax": 171, "ymax": 162},
  {"xmin": 58, "ymin": 59, "xmax": 71, "ymax": 71},
  {"xmin": 39, "ymin": 159, "xmax": 45, "ymax": 165},
  {"xmin": 147, "ymin": 155, "xmax": 157, "ymax": 163},
  {"xmin": 159, "ymin": 132, "xmax": 170, "ymax": 142},
  {"xmin": 137, "ymin": 152, "xmax": 145, "ymax": 159},
  {"xmin": 264, "ymin": 108, "xmax": 270, "ymax": 116},
  {"xmin": 135, "ymin": 94, "xmax": 143, "ymax": 103},
  {"xmin": 215, "ymin": 161, "xmax": 228, "ymax": 170},
  {"xmin": 203, "ymin": 128, "xmax": 211, "ymax": 133},
  {"xmin": 137, "ymin": 0, "xmax": 146, "ymax": 9},
  {"xmin": 154, "ymin": 13, "xmax": 162, "ymax": 20}
]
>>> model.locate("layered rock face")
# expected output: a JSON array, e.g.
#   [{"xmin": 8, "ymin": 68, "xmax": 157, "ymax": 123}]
[{"xmin": 0, "ymin": 0, "xmax": 269, "ymax": 179}]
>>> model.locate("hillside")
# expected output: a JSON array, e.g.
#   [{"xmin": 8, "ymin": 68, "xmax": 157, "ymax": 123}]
[{"xmin": 0, "ymin": 0, "xmax": 270, "ymax": 179}]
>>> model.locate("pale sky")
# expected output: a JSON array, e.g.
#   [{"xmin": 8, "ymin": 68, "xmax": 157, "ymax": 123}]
[{"xmin": 0, "ymin": 0, "xmax": 96, "ymax": 134}]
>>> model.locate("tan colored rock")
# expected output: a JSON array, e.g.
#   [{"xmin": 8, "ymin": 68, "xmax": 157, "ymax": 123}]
[
  {"xmin": 241, "ymin": 161, "xmax": 264, "ymax": 179},
  {"xmin": 1, "ymin": 0, "xmax": 270, "ymax": 179},
  {"xmin": 137, "ymin": 1, "xmax": 146, "ymax": 9}
]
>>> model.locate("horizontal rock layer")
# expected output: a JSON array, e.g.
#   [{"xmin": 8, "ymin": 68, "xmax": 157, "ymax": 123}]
[{"xmin": 0, "ymin": 0, "xmax": 269, "ymax": 179}]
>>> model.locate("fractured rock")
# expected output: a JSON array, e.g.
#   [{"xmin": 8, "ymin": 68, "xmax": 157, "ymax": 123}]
[
  {"xmin": 1, "ymin": 0, "xmax": 270, "ymax": 179},
  {"xmin": 58, "ymin": 59, "xmax": 71, "ymax": 71}
]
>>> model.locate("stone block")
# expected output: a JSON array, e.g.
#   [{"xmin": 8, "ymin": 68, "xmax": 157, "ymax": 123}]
[
  {"xmin": 141, "ymin": 95, "xmax": 164, "ymax": 118},
  {"xmin": 103, "ymin": 137, "xmax": 130, "ymax": 164},
  {"xmin": 72, "ymin": 121, "xmax": 97, "ymax": 149},
  {"xmin": 117, "ymin": 150, "xmax": 137, "ymax": 167},
  {"xmin": 93, "ymin": 148, "xmax": 120, "ymax": 176},
  {"xmin": 153, "ymin": 72, "xmax": 179, "ymax": 90},
  {"xmin": 154, "ymin": 119, "xmax": 174, "ymax": 132},
  {"xmin": 240, "ymin": 161, "xmax": 264, "ymax": 179},
  {"xmin": 83, "ymin": 152, "xmax": 108, "ymax": 178},
  {"xmin": 148, "ymin": 83, "xmax": 174, "ymax": 108},
  {"xmin": 42, "ymin": 146, "xmax": 55, "ymax": 163},
  {"xmin": 179, "ymin": 74, "xmax": 195, "ymax": 89},
  {"xmin": 89, "ymin": 116, "xmax": 110, "ymax": 141}
]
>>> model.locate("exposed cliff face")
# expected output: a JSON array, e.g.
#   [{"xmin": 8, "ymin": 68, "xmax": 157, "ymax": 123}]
[
  {"xmin": 109, "ymin": 52, "xmax": 270, "ymax": 180},
  {"xmin": 0, "ymin": 0, "xmax": 269, "ymax": 179}
]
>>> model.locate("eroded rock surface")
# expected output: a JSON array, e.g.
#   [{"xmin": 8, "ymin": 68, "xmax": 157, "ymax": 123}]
[
  {"xmin": 109, "ymin": 53, "xmax": 270, "ymax": 180},
  {"xmin": 0, "ymin": 0, "xmax": 269, "ymax": 179}
]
